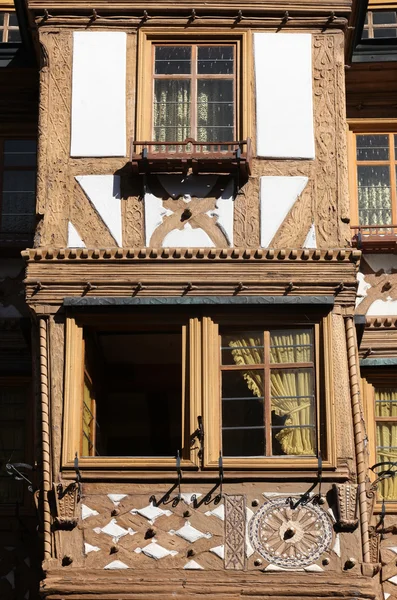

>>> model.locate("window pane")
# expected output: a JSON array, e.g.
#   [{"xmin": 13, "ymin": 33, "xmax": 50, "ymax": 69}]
[
  {"xmin": 374, "ymin": 27, "xmax": 397, "ymax": 38},
  {"xmin": 4, "ymin": 140, "xmax": 37, "ymax": 167},
  {"xmin": 221, "ymin": 331, "xmax": 264, "ymax": 365},
  {"xmin": 271, "ymin": 368, "xmax": 316, "ymax": 456},
  {"xmin": 357, "ymin": 165, "xmax": 391, "ymax": 225},
  {"xmin": 375, "ymin": 388, "xmax": 397, "ymax": 500},
  {"xmin": 356, "ymin": 134, "xmax": 389, "ymax": 161},
  {"xmin": 155, "ymin": 46, "xmax": 191, "ymax": 75},
  {"xmin": 8, "ymin": 13, "xmax": 18, "ymax": 26},
  {"xmin": 270, "ymin": 329, "xmax": 313, "ymax": 364},
  {"xmin": 373, "ymin": 11, "xmax": 397, "ymax": 24},
  {"xmin": 197, "ymin": 126, "xmax": 234, "ymax": 144},
  {"xmin": 361, "ymin": 29, "xmax": 369, "ymax": 40},
  {"xmin": 197, "ymin": 80, "xmax": 234, "ymax": 142},
  {"xmin": 153, "ymin": 80, "xmax": 190, "ymax": 143},
  {"xmin": 82, "ymin": 331, "xmax": 183, "ymax": 457},
  {"xmin": 198, "ymin": 46, "xmax": 234, "ymax": 74},
  {"xmin": 222, "ymin": 370, "xmax": 265, "ymax": 456}
]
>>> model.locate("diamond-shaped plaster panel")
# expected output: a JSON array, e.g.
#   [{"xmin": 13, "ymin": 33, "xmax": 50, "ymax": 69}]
[
  {"xmin": 169, "ymin": 521, "xmax": 212, "ymax": 543},
  {"xmin": 130, "ymin": 502, "xmax": 172, "ymax": 524},
  {"xmin": 93, "ymin": 519, "xmax": 136, "ymax": 543},
  {"xmin": 135, "ymin": 539, "xmax": 178, "ymax": 560}
]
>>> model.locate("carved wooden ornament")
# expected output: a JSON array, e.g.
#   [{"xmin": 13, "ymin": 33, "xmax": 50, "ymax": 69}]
[{"xmin": 332, "ymin": 483, "xmax": 359, "ymax": 531}]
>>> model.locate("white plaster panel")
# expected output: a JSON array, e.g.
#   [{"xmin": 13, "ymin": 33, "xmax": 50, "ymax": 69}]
[
  {"xmin": 104, "ymin": 560, "xmax": 129, "ymax": 569},
  {"xmin": 144, "ymin": 193, "xmax": 174, "ymax": 246},
  {"xmin": 76, "ymin": 175, "xmax": 122, "ymax": 246},
  {"xmin": 367, "ymin": 298, "xmax": 397, "ymax": 316},
  {"xmin": 254, "ymin": 33, "xmax": 315, "ymax": 159},
  {"xmin": 364, "ymin": 254, "xmax": 397, "ymax": 274},
  {"xmin": 356, "ymin": 272, "xmax": 371, "ymax": 308},
  {"xmin": 260, "ymin": 176, "xmax": 308, "ymax": 247},
  {"xmin": 184, "ymin": 560, "xmax": 204, "ymax": 570},
  {"xmin": 206, "ymin": 179, "xmax": 234, "ymax": 246},
  {"xmin": 158, "ymin": 174, "xmax": 218, "ymax": 198},
  {"xmin": 162, "ymin": 223, "xmax": 215, "ymax": 248},
  {"xmin": 81, "ymin": 504, "xmax": 99, "ymax": 520},
  {"xmin": 71, "ymin": 32, "xmax": 126, "ymax": 157},
  {"xmin": 67, "ymin": 222, "xmax": 86, "ymax": 248},
  {"xmin": 303, "ymin": 223, "xmax": 317, "ymax": 248}
]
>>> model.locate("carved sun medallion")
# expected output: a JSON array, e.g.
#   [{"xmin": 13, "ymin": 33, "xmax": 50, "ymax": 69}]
[{"xmin": 249, "ymin": 497, "xmax": 333, "ymax": 569}]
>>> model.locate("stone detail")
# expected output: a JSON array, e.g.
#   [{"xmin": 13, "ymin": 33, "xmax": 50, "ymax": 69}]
[
  {"xmin": 134, "ymin": 540, "xmax": 178, "ymax": 560},
  {"xmin": 224, "ymin": 495, "xmax": 246, "ymax": 570},
  {"xmin": 333, "ymin": 483, "xmax": 359, "ymax": 530},
  {"xmin": 130, "ymin": 502, "xmax": 172, "ymax": 524},
  {"xmin": 93, "ymin": 519, "xmax": 136, "ymax": 543},
  {"xmin": 169, "ymin": 521, "xmax": 212, "ymax": 543},
  {"xmin": 249, "ymin": 497, "xmax": 333, "ymax": 569}
]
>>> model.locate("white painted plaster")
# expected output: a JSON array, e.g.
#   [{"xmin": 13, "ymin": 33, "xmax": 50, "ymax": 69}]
[
  {"xmin": 356, "ymin": 272, "xmax": 371, "ymax": 308},
  {"xmin": 71, "ymin": 32, "xmax": 126, "ymax": 157},
  {"xmin": 388, "ymin": 575, "xmax": 397, "ymax": 585},
  {"xmin": 332, "ymin": 534, "xmax": 341, "ymax": 557},
  {"xmin": 205, "ymin": 504, "xmax": 225, "ymax": 521},
  {"xmin": 210, "ymin": 545, "xmax": 224, "ymax": 559},
  {"xmin": 93, "ymin": 519, "xmax": 136, "ymax": 543},
  {"xmin": 84, "ymin": 543, "xmax": 100, "ymax": 554},
  {"xmin": 3, "ymin": 570, "xmax": 15, "ymax": 588},
  {"xmin": 367, "ymin": 298, "xmax": 397, "ymax": 316},
  {"xmin": 158, "ymin": 175, "xmax": 219, "ymax": 198},
  {"xmin": 388, "ymin": 547, "xmax": 397, "ymax": 554},
  {"xmin": 104, "ymin": 560, "xmax": 129, "ymax": 570},
  {"xmin": 264, "ymin": 564, "xmax": 304, "ymax": 572},
  {"xmin": 304, "ymin": 564, "xmax": 324, "ymax": 572},
  {"xmin": 144, "ymin": 193, "xmax": 174, "ymax": 246},
  {"xmin": 169, "ymin": 521, "xmax": 212, "ymax": 543},
  {"xmin": 107, "ymin": 494, "xmax": 127, "ymax": 506},
  {"xmin": 385, "ymin": 593, "xmax": 391, "ymax": 599},
  {"xmin": 81, "ymin": 504, "xmax": 99, "ymax": 520},
  {"xmin": 303, "ymin": 223, "xmax": 317, "ymax": 248},
  {"xmin": 184, "ymin": 560, "xmax": 204, "ymax": 570},
  {"xmin": 206, "ymin": 179, "xmax": 234, "ymax": 246},
  {"xmin": 67, "ymin": 222, "xmax": 86, "ymax": 248},
  {"xmin": 327, "ymin": 507, "xmax": 336, "ymax": 523},
  {"xmin": 364, "ymin": 254, "xmax": 397, "ymax": 274},
  {"xmin": 260, "ymin": 176, "xmax": 308, "ymax": 247},
  {"xmin": 134, "ymin": 539, "xmax": 178, "ymax": 560},
  {"xmin": 254, "ymin": 33, "xmax": 314, "ymax": 159},
  {"xmin": 246, "ymin": 507, "xmax": 255, "ymax": 558},
  {"xmin": 75, "ymin": 175, "xmax": 122, "ymax": 246},
  {"xmin": 130, "ymin": 502, "xmax": 172, "ymax": 524},
  {"xmin": 180, "ymin": 492, "xmax": 202, "ymax": 505},
  {"xmin": 162, "ymin": 223, "xmax": 216, "ymax": 248}
]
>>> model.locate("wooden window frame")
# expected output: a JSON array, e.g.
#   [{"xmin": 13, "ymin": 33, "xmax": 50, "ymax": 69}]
[
  {"xmin": 62, "ymin": 312, "xmax": 335, "ymax": 474},
  {"xmin": 136, "ymin": 29, "xmax": 252, "ymax": 146},
  {"xmin": 348, "ymin": 121, "xmax": 397, "ymax": 228},
  {"xmin": 0, "ymin": 11, "xmax": 20, "ymax": 43},
  {"xmin": 363, "ymin": 8, "xmax": 397, "ymax": 38},
  {"xmin": 362, "ymin": 369, "xmax": 397, "ymax": 512}
]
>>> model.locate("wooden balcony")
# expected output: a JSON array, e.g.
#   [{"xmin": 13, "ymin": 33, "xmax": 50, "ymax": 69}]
[
  {"xmin": 130, "ymin": 137, "xmax": 252, "ymax": 178},
  {"xmin": 351, "ymin": 225, "xmax": 397, "ymax": 252}
]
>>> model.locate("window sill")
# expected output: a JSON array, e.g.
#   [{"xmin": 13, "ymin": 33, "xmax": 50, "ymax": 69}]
[{"xmin": 130, "ymin": 137, "xmax": 252, "ymax": 178}]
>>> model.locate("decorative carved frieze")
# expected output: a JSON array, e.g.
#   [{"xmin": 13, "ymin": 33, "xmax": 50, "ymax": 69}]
[
  {"xmin": 332, "ymin": 483, "xmax": 359, "ymax": 531},
  {"xmin": 224, "ymin": 495, "xmax": 246, "ymax": 570}
]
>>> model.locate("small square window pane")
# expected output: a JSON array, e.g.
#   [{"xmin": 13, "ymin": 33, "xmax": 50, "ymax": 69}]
[
  {"xmin": 270, "ymin": 329, "xmax": 313, "ymax": 364},
  {"xmin": 0, "ymin": 14, "xmax": 4, "ymax": 26},
  {"xmin": 221, "ymin": 331, "xmax": 263, "ymax": 365},
  {"xmin": 356, "ymin": 134, "xmax": 389, "ymax": 161},
  {"xmin": 4, "ymin": 140, "xmax": 37, "ymax": 167},
  {"xmin": 373, "ymin": 11, "xmax": 397, "ymax": 24},
  {"xmin": 222, "ymin": 428, "xmax": 265, "ymax": 457},
  {"xmin": 374, "ymin": 27, "xmax": 397, "ymax": 38},
  {"xmin": 198, "ymin": 46, "xmax": 234, "ymax": 74},
  {"xmin": 8, "ymin": 13, "xmax": 19, "ymax": 26},
  {"xmin": 155, "ymin": 46, "xmax": 191, "ymax": 75}
]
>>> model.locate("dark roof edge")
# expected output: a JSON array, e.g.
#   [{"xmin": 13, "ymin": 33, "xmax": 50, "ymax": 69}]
[
  {"xmin": 346, "ymin": 0, "xmax": 368, "ymax": 65},
  {"xmin": 13, "ymin": 0, "xmax": 39, "ymax": 65}
]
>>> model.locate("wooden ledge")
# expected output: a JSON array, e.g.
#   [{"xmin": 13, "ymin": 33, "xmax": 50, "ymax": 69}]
[{"xmin": 21, "ymin": 247, "xmax": 362, "ymax": 263}]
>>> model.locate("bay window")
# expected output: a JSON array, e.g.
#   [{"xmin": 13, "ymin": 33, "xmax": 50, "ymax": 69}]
[{"xmin": 62, "ymin": 310, "xmax": 333, "ymax": 472}]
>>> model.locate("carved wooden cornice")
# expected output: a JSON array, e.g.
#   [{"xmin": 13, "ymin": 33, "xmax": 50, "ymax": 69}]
[
  {"xmin": 366, "ymin": 316, "xmax": 397, "ymax": 330},
  {"xmin": 23, "ymin": 247, "xmax": 360, "ymax": 310}
]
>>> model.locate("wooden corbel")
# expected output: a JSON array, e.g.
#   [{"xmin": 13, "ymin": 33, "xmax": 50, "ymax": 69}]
[
  {"xmin": 53, "ymin": 481, "xmax": 80, "ymax": 530},
  {"xmin": 332, "ymin": 483, "xmax": 359, "ymax": 530}
]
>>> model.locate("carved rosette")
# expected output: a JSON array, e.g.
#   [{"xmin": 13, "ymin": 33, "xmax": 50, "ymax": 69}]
[
  {"xmin": 249, "ymin": 498, "xmax": 333, "ymax": 569},
  {"xmin": 333, "ymin": 483, "xmax": 359, "ymax": 530}
]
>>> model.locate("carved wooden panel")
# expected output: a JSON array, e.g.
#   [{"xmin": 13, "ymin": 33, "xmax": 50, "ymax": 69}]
[{"xmin": 224, "ymin": 495, "xmax": 246, "ymax": 570}]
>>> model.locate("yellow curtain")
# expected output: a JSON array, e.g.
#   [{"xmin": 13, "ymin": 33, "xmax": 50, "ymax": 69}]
[
  {"xmin": 82, "ymin": 376, "xmax": 96, "ymax": 457},
  {"xmin": 375, "ymin": 388, "xmax": 397, "ymax": 501},
  {"xmin": 229, "ymin": 331, "xmax": 315, "ymax": 456},
  {"xmin": 270, "ymin": 331, "xmax": 315, "ymax": 456}
]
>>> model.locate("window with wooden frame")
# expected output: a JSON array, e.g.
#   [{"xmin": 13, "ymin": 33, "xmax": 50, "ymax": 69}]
[
  {"xmin": 62, "ymin": 310, "xmax": 334, "ymax": 473},
  {"xmin": 0, "ymin": 139, "xmax": 37, "ymax": 238},
  {"xmin": 363, "ymin": 371, "xmax": 397, "ymax": 509},
  {"xmin": 136, "ymin": 31, "xmax": 251, "ymax": 149},
  {"xmin": 362, "ymin": 8, "xmax": 397, "ymax": 39},
  {"xmin": 348, "ymin": 128, "xmax": 397, "ymax": 241},
  {"xmin": 0, "ymin": 11, "xmax": 21, "ymax": 43}
]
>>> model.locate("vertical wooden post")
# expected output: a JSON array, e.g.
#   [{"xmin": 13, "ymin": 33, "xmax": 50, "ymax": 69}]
[
  {"xmin": 39, "ymin": 317, "xmax": 52, "ymax": 561},
  {"xmin": 345, "ymin": 316, "xmax": 370, "ymax": 563}
]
